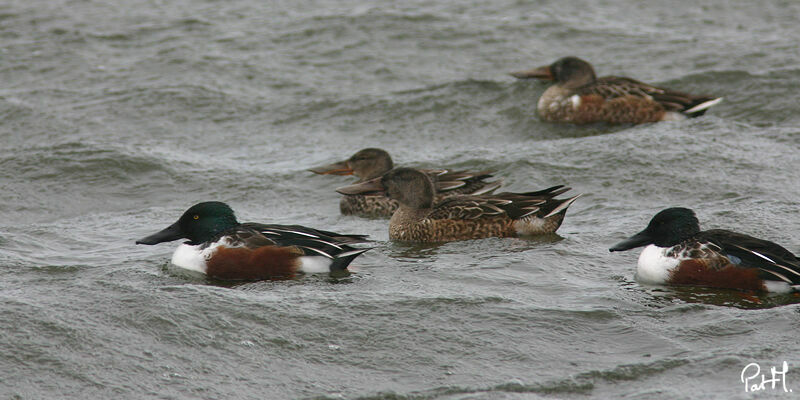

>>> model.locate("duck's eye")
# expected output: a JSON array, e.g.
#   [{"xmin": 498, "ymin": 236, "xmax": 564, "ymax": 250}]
[{"xmin": 193, "ymin": 215, "xmax": 199, "ymax": 220}]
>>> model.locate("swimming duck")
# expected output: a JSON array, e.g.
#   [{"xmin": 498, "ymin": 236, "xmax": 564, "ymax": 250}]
[
  {"xmin": 510, "ymin": 56, "xmax": 722, "ymax": 124},
  {"xmin": 310, "ymin": 148, "xmax": 502, "ymax": 218},
  {"xmin": 136, "ymin": 202, "xmax": 370, "ymax": 280},
  {"xmin": 609, "ymin": 207, "xmax": 800, "ymax": 292},
  {"xmin": 336, "ymin": 168, "xmax": 580, "ymax": 242}
]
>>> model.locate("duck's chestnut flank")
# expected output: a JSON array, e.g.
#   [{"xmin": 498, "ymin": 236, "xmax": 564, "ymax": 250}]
[
  {"xmin": 206, "ymin": 246, "xmax": 303, "ymax": 280},
  {"xmin": 669, "ymin": 259, "xmax": 766, "ymax": 292}
]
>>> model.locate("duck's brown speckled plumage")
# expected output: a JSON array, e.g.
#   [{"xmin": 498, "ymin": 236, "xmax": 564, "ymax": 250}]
[
  {"xmin": 511, "ymin": 56, "xmax": 722, "ymax": 125},
  {"xmin": 337, "ymin": 168, "xmax": 580, "ymax": 242},
  {"xmin": 340, "ymin": 194, "xmax": 398, "ymax": 218},
  {"xmin": 311, "ymin": 148, "xmax": 502, "ymax": 218}
]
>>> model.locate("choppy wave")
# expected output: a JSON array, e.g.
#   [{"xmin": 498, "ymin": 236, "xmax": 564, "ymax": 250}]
[{"xmin": 2, "ymin": 0, "xmax": 800, "ymax": 399}]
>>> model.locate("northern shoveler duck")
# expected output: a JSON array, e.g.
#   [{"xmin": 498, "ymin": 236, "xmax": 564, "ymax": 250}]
[
  {"xmin": 336, "ymin": 168, "xmax": 580, "ymax": 242},
  {"xmin": 136, "ymin": 202, "xmax": 370, "ymax": 280},
  {"xmin": 310, "ymin": 148, "xmax": 502, "ymax": 218},
  {"xmin": 609, "ymin": 208, "xmax": 800, "ymax": 292},
  {"xmin": 510, "ymin": 56, "xmax": 722, "ymax": 124}
]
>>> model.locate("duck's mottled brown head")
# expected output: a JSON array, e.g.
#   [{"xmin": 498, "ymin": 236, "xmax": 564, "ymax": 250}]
[
  {"xmin": 336, "ymin": 167, "xmax": 434, "ymax": 209},
  {"xmin": 382, "ymin": 168, "xmax": 435, "ymax": 209},
  {"xmin": 310, "ymin": 148, "xmax": 393, "ymax": 180},
  {"xmin": 510, "ymin": 56, "xmax": 596, "ymax": 88}
]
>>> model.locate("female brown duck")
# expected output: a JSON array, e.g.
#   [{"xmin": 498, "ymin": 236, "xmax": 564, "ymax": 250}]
[
  {"xmin": 510, "ymin": 56, "xmax": 722, "ymax": 124},
  {"xmin": 337, "ymin": 168, "xmax": 580, "ymax": 242},
  {"xmin": 311, "ymin": 148, "xmax": 501, "ymax": 218}
]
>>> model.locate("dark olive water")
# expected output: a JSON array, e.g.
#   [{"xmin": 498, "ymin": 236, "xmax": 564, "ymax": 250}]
[{"xmin": 1, "ymin": 0, "xmax": 799, "ymax": 399}]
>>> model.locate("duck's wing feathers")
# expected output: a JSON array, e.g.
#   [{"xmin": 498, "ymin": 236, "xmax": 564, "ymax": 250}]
[
  {"xmin": 427, "ymin": 195, "xmax": 528, "ymax": 220},
  {"xmin": 492, "ymin": 185, "xmax": 577, "ymax": 219},
  {"xmin": 249, "ymin": 223, "xmax": 370, "ymax": 243},
  {"xmin": 698, "ymin": 229, "xmax": 800, "ymax": 284},
  {"xmin": 207, "ymin": 226, "xmax": 279, "ymax": 249},
  {"xmin": 417, "ymin": 169, "xmax": 499, "ymax": 194},
  {"xmin": 580, "ymin": 76, "xmax": 719, "ymax": 115},
  {"xmin": 241, "ymin": 223, "xmax": 371, "ymax": 259},
  {"xmin": 428, "ymin": 187, "xmax": 573, "ymax": 221}
]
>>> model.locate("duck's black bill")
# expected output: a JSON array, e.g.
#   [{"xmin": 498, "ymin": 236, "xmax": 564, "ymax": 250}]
[
  {"xmin": 336, "ymin": 177, "xmax": 385, "ymax": 195},
  {"xmin": 609, "ymin": 230, "xmax": 652, "ymax": 252},
  {"xmin": 136, "ymin": 222, "xmax": 184, "ymax": 245},
  {"xmin": 309, "ymin": 161, "xmax": 353, "ymax": 176}
]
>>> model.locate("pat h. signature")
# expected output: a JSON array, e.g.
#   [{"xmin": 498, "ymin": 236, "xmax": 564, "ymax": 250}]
[{"xmin": 741, "ymin": 361, "xmax": 792, "ymax": 393}]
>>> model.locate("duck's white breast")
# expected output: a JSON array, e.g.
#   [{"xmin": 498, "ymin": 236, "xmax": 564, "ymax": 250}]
[
  {"xmin": 635, "ymin": 244, "xmax": 679, "ymax": 285},
  {"xmin": 171, "ymin": 243, "xmax": 215, "ymax": 274}
]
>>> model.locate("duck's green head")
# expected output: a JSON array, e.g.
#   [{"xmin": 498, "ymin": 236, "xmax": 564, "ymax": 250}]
[
  {"xmin": 136, "ymin": 201, "xmax": 239, "ymax": 246},
  {"xmin": 609, "ymin": 207, "xmax": 701, "ymax": 252}
]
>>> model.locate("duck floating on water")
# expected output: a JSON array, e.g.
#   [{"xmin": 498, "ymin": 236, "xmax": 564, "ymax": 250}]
[
  {"xmin": 310, "ymin": 148, "xmax": 501, "ymax": 218},
  {"xmin": 510, "ymin": 56, "xmax": 722, "ymax": 124},
  {"xmin": 610, "ymin": 207, "xmax": 800, "ymax": 292},
  {"xmin": 136, "ymin": 202, "xmax": 370, "ymax": 280},
  {"xmin": 337, "ymin": 168, "xmax": 580, "ymax": 242}
]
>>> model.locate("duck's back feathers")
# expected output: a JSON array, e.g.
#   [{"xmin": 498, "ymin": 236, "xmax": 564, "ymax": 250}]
[
  {"xmin": 249, "ymin": 223, "xmax": 370, "ymax": 244},
  {"xmin": 427, "ymin": 195, "xmax": 537, "ymax": 221},
  {"xmin": 432, "ymin": 169, "xmax": 496, "ymax": 190},
  {"xmin": 697, "ymin": 229, "xmax": 800, "ymax": 285},
  {"xmin": 243, "ymin": 223, "xmax": 371, "ymax": 271},
  {"xmin": 338, "ymin": 168, "xmax": 502, "ymax": 218},
  {"xmin": 427, "ymin": 185, "xmax": 573, "ymax": 221},
  {"xmin": 580, "ymin": 76, "xmax": 720, "ymax": 117}
]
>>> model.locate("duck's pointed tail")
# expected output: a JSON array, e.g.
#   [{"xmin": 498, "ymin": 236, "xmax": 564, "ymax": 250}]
[
  {"xmin": 684, "ymin": 97, "xmax": 723, "ymax": 117},
  {"xmin": 330, "ymin": 248, "xmax": 371, "ymax": 271}
]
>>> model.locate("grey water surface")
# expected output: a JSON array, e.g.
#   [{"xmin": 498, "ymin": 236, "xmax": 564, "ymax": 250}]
[{"xmin": 1, "ymin": 0, "xmax": 799, "ymax": 399}]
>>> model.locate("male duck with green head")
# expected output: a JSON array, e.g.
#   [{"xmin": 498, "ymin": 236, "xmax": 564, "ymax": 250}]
[
  {"xmin": 610, "ymin": 207, "xmax": 800, "ymax": 292},
  {"xmin": 136, "ymin": 201, "xmax": 370, "ymax": 280}
]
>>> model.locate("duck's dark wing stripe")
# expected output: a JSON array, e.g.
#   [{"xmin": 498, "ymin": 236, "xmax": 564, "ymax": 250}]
[
  {"xmin": 493, "ymin": 187, "xmax": 574, "ymax": 219},
  {"xmin": 760, "ymin": 268, "xmax": 793, "ymax": 284},
  {"xmin": 700, "ymin": 229, "xmax": 800, "ymax": 284},
  {"xmin": 727, "ymin": 244, "xmax": 800, "ymax": 283},
  {"xmin": 701, "ymin": 229, "xmax": 799, "ymax": 264},
  {"xmin": 240, "ymin": 223, "xmax": 370, "ymax": 259},
  {"xmin": 244, "ymin": 223, "xmax": 370, "ymax": 243},
  {"xmin": 298, "ymin": 245, "xmax": 334, "ymax": 258},
  {"xmin": 514, "ymin": 185, "xmax": 568, "ymax": 198}
]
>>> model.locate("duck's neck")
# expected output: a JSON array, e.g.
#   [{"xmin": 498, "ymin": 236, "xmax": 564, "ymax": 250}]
[{"xmin": 389, "ymin": 204, "xmax": 431, "ymax": 237}]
